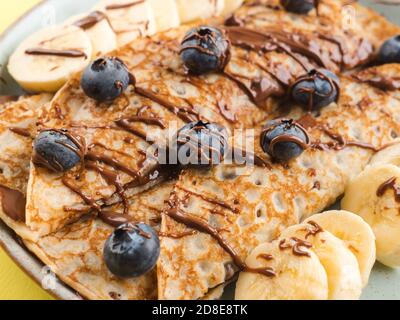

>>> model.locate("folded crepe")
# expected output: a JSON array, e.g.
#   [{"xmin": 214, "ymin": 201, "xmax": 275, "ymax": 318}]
[
  {"xmin": 157, "ymin": 64, "xmax": 400, "ymax": 300},
  {"xmin": 24, "ymin": 179, "xmax": 176, "ymax": 300},
  {"xmin": 0, "ymin": 94, "xmax": 52, "ymax": 241}
]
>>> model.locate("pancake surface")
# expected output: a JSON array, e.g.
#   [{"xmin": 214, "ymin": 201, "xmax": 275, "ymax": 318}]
[{"xmin": 1, "ymin": 0, "xmax": 400, "ymax": 301}]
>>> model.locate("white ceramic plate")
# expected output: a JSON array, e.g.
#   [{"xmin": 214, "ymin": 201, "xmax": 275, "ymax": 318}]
[{"xmin": 0, "ymin": 0, "xmax": 399, "ymax": 300}]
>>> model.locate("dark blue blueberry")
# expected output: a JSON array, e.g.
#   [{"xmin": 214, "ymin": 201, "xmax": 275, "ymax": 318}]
[
  {"xmin": 260, "ymin": 119, "xmax": 309, "ymax": 162},
  {"xmin": 290, "ymin": 69, "xmax": 340, "ymax": 111},
  {"xmin": 104, "ymin": 223, "xmax": 160, "ymax": 278},
  {"xmin": 33, "ymin": 130, "xmax": 83, "ymax": 172},
  {"xmin": 280, "ymin": 0, "xmax": 315, "ymax": 14},
  {"xmin": 173, "ymin": 121, "xmax": 229, "ymax": 167},
  {"xmin": 81, "ymin": 57, "xmax": 131, "ymax": 102},
  {"xmin": 378, "ymin": 35, "xmax": 400, "ymax": 64},
  {"xmin": 180, "ymin": 26, "xmax": 231, "ymax": 75}
]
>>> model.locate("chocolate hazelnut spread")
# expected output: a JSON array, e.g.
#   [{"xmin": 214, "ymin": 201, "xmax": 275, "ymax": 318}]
[
  {"xmin": 279, "ymin": 237, "xmax": 313, "ymax": 257},
  {"xmin": 25, "ymin": 48, "xmax": 87, "ymax": 59},
  {"xmin": 165, "ymin": 192, "xmax": 276, "ymax": 277},
  {"xmin": 353, "ymin": 72, "xmax": 400, "ymax": 91},
  {"xmin": 305, "ymin": 221, "xmax": 324, "ymax": 239},
  {"xmin": 8, "ymin": 127, "xmax": 31, "ymax": 138},
  {"xmin": 73, "ymin": 11, "xmax": 107, "ymax": 30},
  {"xmin": 0, "ymin": 186, "xmax": 26, "ymax": 222},
  {"xmin": 377, "ymin": 177, "xmax": 400, "ymax": 202}
]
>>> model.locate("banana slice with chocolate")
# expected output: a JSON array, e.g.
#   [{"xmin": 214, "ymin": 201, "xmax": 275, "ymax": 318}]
[
  {"xmin": 95, "ymin": 0, "xmax": 157, "ymax": 47},
  {"xmin": 8, "ymin": 25, "xmax": 92, "ymax": 93},
  {"xmin": 65, "ymin": 11, "xmax": 117, "ymax": 58},
  {"xmin": 235, "ymin": 240, "xmax": 329, "ymax": 300}
]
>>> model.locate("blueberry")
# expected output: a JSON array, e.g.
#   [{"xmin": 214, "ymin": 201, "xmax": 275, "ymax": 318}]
[
  {"xmin": 260, "ymin": 119, "xmax": 309, "ymax": 162},
  {"xmin": 290, "ymin": 69, "xmax": 340, "ymax": 111},
  {"xmin": 104, "ymin": 223, "xmax": 160, "ymax": 278},
  {"xmin": 81, "ymin": 57, "xmax": 131, "ymax": 102},
  {"xmin": 172, "ymin": 121, "xmax": 229, "ymax": 167},
  {"xmin": 33, "ymin": 130, "xmax": 84, "ymax": 172},
  {"xmin": 378, "ymin": 35, "xmax": 400, "ymax": 64},
  {"xmin": 180, "ymin": 26, "xmax": 231, "ymax": 75},
  {"xmin": 280, "ymin": 0, "xmax": 315, "ymax": 14}
]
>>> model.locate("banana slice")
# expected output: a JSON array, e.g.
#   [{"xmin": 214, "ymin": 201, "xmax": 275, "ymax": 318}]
[
  {"xmin": 222, "ymin": 0, "xmax": 244, "ymax": 16},
  {"xmin": 342, "ymin": 165, "xmax": 400, "ymax": 268},
  {"xmin": 304, "ymin": 210, "xmax": 376, "ymax": 286},
  {"xmin": 235, "ymin": 240, "xmax": 328, "ymax": 300},
  {"xmin": 149, "ymin": 0, "xmax": 180, "ymax": 32},
  {"xmin": 369, "ymin": 139, "xmax": 400, "ymax": 167},
  {"xmin": 280, "ymin": 223, "xmax": 362, "ymax": 300},
  {"xmin": 8, "ymin": 25, "xmax": 92, "ymax": 93},
  {"xmin": 65, "ymin": 11, "xmax": 117, "ymax": 58},
  {"xmin": 96, "ymin": 0, "xmax": 157, "ymax": 47},
  {"xmin": 176, "ymin": 0, "xmax": 225, "ymax": 24}
]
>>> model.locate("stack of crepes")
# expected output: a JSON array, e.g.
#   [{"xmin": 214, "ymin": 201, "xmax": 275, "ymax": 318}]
[{"xmin": 0, "ymin": 0, "xmax": 400, "ymax": 300}]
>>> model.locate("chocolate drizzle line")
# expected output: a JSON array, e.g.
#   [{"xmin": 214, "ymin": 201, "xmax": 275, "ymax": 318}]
[
  {"xmin": 279, "ymin": 237, "xmax": 313, "ymax": 257},
  {"xmin": 305, "ymin": 221, "xmax": 324, "ymax": 239},
  {"xmin": 0, "ymin": 186, "xmax": 26, "ymax": 222},
  {"xmin": 225, "ymin": 27, "xmax": 326, "ymax": 71},
  {"xmin": 8, "ymin": 127, "xmax": 31, "ymax": 138},
  {"xmin": 377, "ymin": 177, "xmax": 400, "ymax": 202},
  {"xmin": 73, "ymin": 11, "xmax": 107, "ymax": 30},
  {"xmin": 353, "ymin": 71, "xmax": 400, "ymax": 92},
  {"xmin": 297, "ymin": 113, "xmax": 380, "ymax": 152},
  {"xmin": 25, "ymin": 48, "xmax": 87, "ymax": 59},
  {"xmin": 165, "ymin": 193, "xmax": 276, "ymax": 277}
]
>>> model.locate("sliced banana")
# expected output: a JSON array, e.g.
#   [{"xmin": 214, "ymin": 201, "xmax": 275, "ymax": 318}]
[
  {"xmin": 65, "ymin": 11, "xmax": 117, "ymax": 58},
  {"xmin": 305, "ymin": 210, "xmax": 376, "ymax": 286},
  {"xmin": 222, "ymin": 0, "xmax": 244, "ymax": 16},
  {"xmin": 149, "ymin": 0, "xmax": 180, "ymax": 32},
  {"xmin": 96, "ymin": 0, "xmax": 157, "ymax": 47},
  {"xmin": 369, "ymin": 139, "xmax": 400, "ymax": 167},
  {"xmin": 176, "ymin": 0, "xmax": 225, "ymax": 24},
  {"xmin": 8, "ymin": 25, "xmax": 92, "ymax": 93},
  {"xmin": 235, "ymin": 240, "xmax": 329, "ymax": 300},
  {"xmin": 280, "ymin": 223, "xmax": 362, "ymax": 300},
  {"xmin": 342, "ymin": 165, "xmax": 400, "ymax": 268}
]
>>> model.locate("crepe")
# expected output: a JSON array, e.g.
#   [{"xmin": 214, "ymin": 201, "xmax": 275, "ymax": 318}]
[
  {"xmin": 0, "ymin": 94, "xmax": 52, "ymax": 241},
  {"xmin": 157, "ymin": 64, "xmax": 400, "ymax": 300},
  {"xmin": 25, "ymin": 179, "xmax": 176, "ymax": 300}
]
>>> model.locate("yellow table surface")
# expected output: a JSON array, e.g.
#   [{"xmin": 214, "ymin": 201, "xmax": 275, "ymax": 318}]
[{"xmin": 0, "ymin": 0, "xmax": 53, "ymax": 300}]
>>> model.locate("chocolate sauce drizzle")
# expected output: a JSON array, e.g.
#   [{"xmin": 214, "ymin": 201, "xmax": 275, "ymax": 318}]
[
  {"xmin": 279, "ymin": 237, "xmax": 313, "ymax": 257},
  {"xmin": 8, "ymin": 127, "xmax": 31, "ymax": 138},
  {"xmin": 0, "ymin": 186, "xmax": 26, "ymax": 222},
  {"xmin": 377, "ymin": 177, "xmax": 400, "ymax": 202},
  {"xmin": 305, "ymin": 221, "xmax": 324, "ymax": 239},
  {"xmin": 25, "ymin": 48, "xmax": 87, "ymax": 59},
  {"xmin": 165, "ymin": 192, "xmax": 276, "ymax": 278},
  {"xmin": 296, "ymin": 113, "xmax": 380, "ymax": 152},
  {"xmin": 353, "ymin": 71, "xmax": 400, "ymax": 92},
  {"xmin": 73, "ymin": 11, "xmax": 107, "ymax": 30}
]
